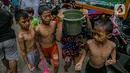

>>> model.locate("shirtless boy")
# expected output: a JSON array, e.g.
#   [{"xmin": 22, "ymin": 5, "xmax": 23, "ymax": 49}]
[
  {"xmin": 15, "ymin": 9, "xmax": 42, "ymax": 72},
  {"xmin": 36, "ymin": 5, "xmax": 63, "ymax": 73},
  {"xmin": 75, "ymin": 18, "xmax": 116, "ymax": 73}
]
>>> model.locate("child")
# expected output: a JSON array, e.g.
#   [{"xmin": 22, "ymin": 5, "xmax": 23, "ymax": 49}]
[
  {"xmin": 75, "ymin": 18, "xmax": 116, "ymax": 73},
  {"xmin": 15, "ymin": 9, "xmax": 42, "ymax": 72},
  {"xmin": 57, "ymin": 9, "xmax": 92, "ymax": 73},
  {"xmin": 25, "ymin": 7, "xmax": 39, "ymax": 29},
  {"xmin": 20, "ymin": 0, "xmax": 41, "ymax": 18},
  {"xmin": 36, "ymin": 5, "xmax": 63, "ymax": 73}
]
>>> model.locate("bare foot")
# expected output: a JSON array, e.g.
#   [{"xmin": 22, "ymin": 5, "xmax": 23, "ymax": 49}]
[
  {"xmin": 36, "ymin": 66, "xmax": 42, "ymax": 71},
  {"xmin": 48, "ymin": 65, "xmax": 53, "ymax": 72}
]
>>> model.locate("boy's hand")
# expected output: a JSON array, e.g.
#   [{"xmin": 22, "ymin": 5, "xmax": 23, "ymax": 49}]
[
  {"xmin": 27, "ymin": 64, "xmax": 34, "ymax": 71},
  {"xmin": 75, "ymin": 62, "xmax": 82, "ymax": 71},
  {"xmin": 105, "ymin": 59, "xmax": 116, "ymax": 66},
  {"xmin": 40, "ymin": 54, "xmax": 44, "ymax": 60},
  {"xmin": 57, "ymin": 11, "xmax": 64, "ymax": 21},
  {"xmin": 80, "ymin": 9, "xmax": 88, "ymax": 16}
]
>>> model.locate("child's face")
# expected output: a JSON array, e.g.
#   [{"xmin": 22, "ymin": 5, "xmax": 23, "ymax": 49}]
[
  {"xmin": 28, "ymin": 13, "xmax": 33, "ymax": 19},
  {"xmin": 40, "ymin": 10, "xmax": 52, "ymax": 25},
  {"xmin": 93, "ymin": 25, "xmax": 108, "ymax": 43},
  {"xmin": 18, "ymin": 17, "xmax": 30, "ymax": 30}
]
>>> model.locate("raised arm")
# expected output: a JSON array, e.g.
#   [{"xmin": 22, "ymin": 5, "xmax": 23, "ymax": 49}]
[
  {"xmin": 56, "ymin": 11, "xmax": 64, "ymax": 41},
  {"xmin": 80, "ymin": 9, "xmax": 92, "ymax": 34}
]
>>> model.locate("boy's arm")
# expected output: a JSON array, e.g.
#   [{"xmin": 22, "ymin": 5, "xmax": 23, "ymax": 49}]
[
  {"xmin": 106, "ymin": 42, "xmax": 116, "ymax": 65},
  {"xmin": 75, "ymin": 42, "xmax": 89, "ymax": 70},
  {"xmin": 111, "ymin": 43, "xmax": 116, "ymax": 63},
  {"xmin": 35, "ymin": 26, "xmax": 43, "ymax": 55},
  {"xmin": 18, "ymin": 34, "xmax": 29, "ymax": 65},
  {"xmin": 79, "ymin": 42, "xmax": 89, "ymax": 63},
  {"xmin": 35, "ymin": 30, "xmax": 43, "ymax": 57},
  {"xmin": 56, "ymin": 12, "xmax": 64, "ymax": 41},
  {"xmin": 80, "ymin": 9, "xmax": 92, "ymax": 34},
  {"xmin": 79, "ymin": 50, "xmax": 87, "ymax": 63},
  {"xmin": 56, "ymin": 20, "xmax": 63, "ymax": 41},
  {"xmin": 85, "ymin": 14, "xmax": 92, "ymax": 34}
]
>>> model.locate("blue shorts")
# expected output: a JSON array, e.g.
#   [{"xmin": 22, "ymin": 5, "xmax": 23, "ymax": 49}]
[{"xmin": 27, "ymin": 49, "xmax": 40, "ymax": 67}]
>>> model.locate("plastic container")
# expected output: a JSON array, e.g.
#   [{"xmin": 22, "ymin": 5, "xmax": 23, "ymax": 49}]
[{"xmin": 63, "ymin": 9, "xmax": 85, "ymax": 35}]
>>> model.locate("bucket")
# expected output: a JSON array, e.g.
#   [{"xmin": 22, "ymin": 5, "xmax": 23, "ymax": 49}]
[{"xmin": 63, "ymin": 9, "xmax": 85, "ymax": 35}]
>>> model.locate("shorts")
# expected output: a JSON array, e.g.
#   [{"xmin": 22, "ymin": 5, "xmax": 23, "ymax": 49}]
[
  {"xmin": 0, "ymin": 38, "xmax": 18, "ymax": 60},
  {"xmin": 42, "ymin": 43, "xmax": 59, "ymax": 67},
  {"xmin": 27, "ymin": 49, "xmax": 40, "ymax": 67},
  {"xmin": 85, "ymin": 62, "xmax": 107, "ymax": 73}
]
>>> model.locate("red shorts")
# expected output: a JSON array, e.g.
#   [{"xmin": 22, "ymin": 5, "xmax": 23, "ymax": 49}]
[{"xmin": 42, "ymin": 43, "xmax": 59, "ymax": 67}]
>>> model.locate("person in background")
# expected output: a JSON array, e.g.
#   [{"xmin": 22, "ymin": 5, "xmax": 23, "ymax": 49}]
[
  {"xmin": 20, "ymin": 0, "xmax": 43, "ymax": 18},
  {"xmin": 0, "ymin": 8, "xmax": 18, "ymax": 73},
  {"xmin": 25, "ymin": 7, "xmax": 39, "ymax": 29},
  {"xmin": 11, "ymin": 0, "xmax": 20, "ymax": 11},
  {"xmin": 0, "ymin": 0, "xmax": 12, "ymax": 11},
  {"xmin": 56, "ymin": 9, "xmax": 92, "ymax": 73}
]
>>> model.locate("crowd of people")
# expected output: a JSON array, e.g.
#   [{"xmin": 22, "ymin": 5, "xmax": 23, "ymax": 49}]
[{"xmin": 0, "ymin": 0, "xmax": 116, "ymax": 73}]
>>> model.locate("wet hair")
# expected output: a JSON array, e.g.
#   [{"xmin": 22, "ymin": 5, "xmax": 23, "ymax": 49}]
[
  {"xmin": 94, "ymin": 18, "xmax": 113, "ymax": 34},
  {"xmin": 15, "ymin": 9, "xmax": 28, "ymax": 22},
  {"xmin": 38, "ymin": 4, "xmax": 50, "ymax": 15},
  {"xmin": 25, "ymin": 7, "xmax": 34, "ymax": 15}
]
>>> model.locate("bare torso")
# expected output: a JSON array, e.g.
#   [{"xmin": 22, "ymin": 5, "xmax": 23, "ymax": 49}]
[
  {"xmin": 37, "ymin": 21, "xmax": 56, "ymax": 48},
  {"xmin": 87, "ymin": 39, "xmax": 114, "ymax": 68},
  {"xmin": 19, "ymin": 27, "xmax": 36, "ymax": 52}
]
